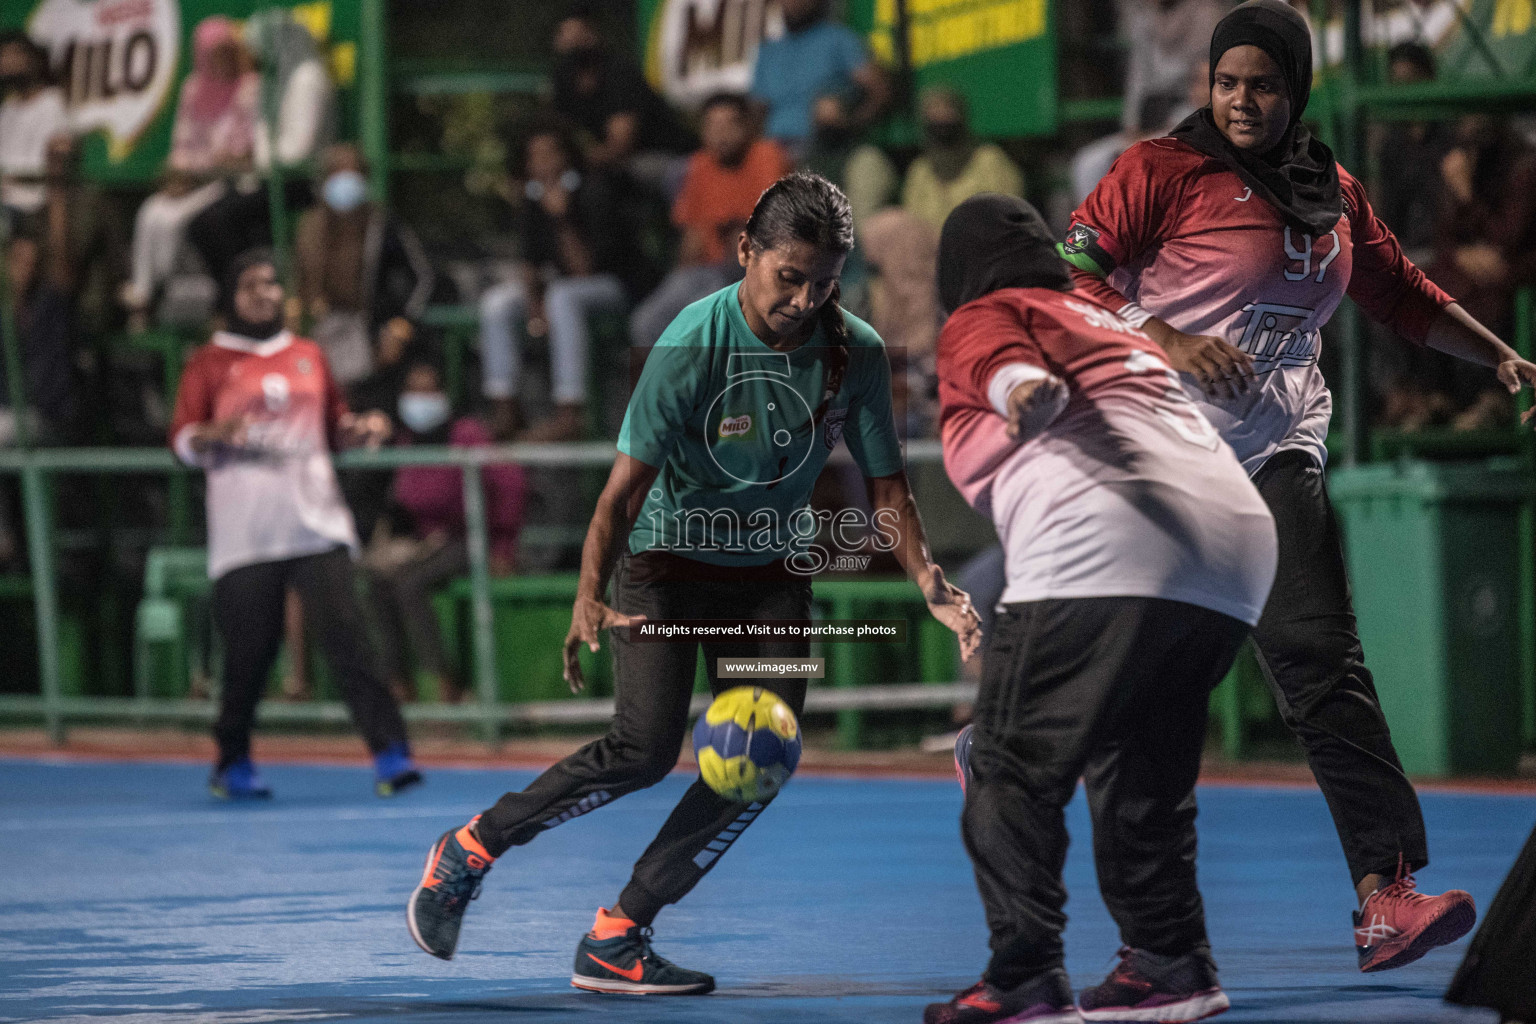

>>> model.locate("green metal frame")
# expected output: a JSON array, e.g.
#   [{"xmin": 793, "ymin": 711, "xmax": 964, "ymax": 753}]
[{"xmin": 0, "ymin": 441, "xmax": 957, "ymax": 744}]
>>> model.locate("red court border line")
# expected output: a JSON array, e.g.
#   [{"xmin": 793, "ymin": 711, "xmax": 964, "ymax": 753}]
[{"xmin": 4, "ymin": 747, "xmax": 1535, "ymax": 796}]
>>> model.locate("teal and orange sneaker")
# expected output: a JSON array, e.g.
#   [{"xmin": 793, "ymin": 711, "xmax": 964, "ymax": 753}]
[
  {"xmin": 570, "ymin": 908, "xmax": 715, "ymax": 995},
  {"xmin": 209, "ymin": 758, "xmax": 272, "ymax": 800},
  {"xmin": 407, "ymin": 817, "xmax": 494, "ymax": 960}
]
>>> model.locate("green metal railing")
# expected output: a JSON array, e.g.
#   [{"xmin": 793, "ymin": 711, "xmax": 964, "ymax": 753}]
[{"xmin": 0, "ymin": 440, "xmax": 951, "ymax": 745}]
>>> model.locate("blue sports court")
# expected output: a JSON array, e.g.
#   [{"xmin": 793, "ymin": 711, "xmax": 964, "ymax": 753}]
[{"xmin": 2, "ymin": 758, "xmax": 1529, "ymax": 1023}]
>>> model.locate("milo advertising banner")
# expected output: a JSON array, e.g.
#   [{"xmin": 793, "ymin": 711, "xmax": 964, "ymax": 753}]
[
  {"xmin": 0, "ymin": 0, "xmax": 359, "ymax": 182},
  {"xmin": 637, "ymin": 0, "xmax": 1056, "ymax": 136}
]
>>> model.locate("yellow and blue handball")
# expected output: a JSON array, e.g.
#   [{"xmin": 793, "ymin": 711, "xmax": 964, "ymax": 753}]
[{"xmin": 692, "ymin": 686, "xmax": 802, "ymax": 803}]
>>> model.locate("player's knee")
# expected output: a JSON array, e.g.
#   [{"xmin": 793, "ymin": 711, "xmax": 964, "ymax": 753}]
[{"xmin": 629, "ymin": 752, "xmax": 677, "ymax": 788}]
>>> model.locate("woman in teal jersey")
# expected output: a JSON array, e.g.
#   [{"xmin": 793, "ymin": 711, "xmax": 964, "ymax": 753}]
[{"xmin": 407, "ymin": 172, "xmax": 981, "ymax": 993}]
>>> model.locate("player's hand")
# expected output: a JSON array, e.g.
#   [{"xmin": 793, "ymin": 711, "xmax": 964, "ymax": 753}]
[
  {"xmin": 1496, "ymin": 357, "xmax": 1536, "ymax": 425},
  {"xmin": 339, "ymin": 410, "xmax": 392, "ymax": 449},
  {"xmin": 563, "ymin": 595, "xmax": 647, "ymax": 693},
  {"xmin": 1159, "ymin": 330, "xmax": 1256, "ymax": 400},
  {"xmin": 1005, "ymin": 375, "xmax": 1071, "ymax": 442},
  {"xmin": 919, "ymin": 565, "xmax": 983, "ymax": 664},
  {"xmin": 192, "ymin": 416, "xmax": 250, "ymax": 453}
]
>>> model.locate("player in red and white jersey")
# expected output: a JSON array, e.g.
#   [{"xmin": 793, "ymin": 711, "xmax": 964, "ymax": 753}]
[
  {"xmin": 170, "ymin": 249, "xmax": 419, "ymax": 801},
  {"xmin": 1060, "ymin": 0, "xmax": 1503, "ymax": 974},
  {"xmin": 925, "ymin": 194, "xmax": 1276, "ymax": 1024}
]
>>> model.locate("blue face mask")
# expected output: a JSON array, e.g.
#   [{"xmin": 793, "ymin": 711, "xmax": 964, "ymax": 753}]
[
  {"xmin": 323, "ymin": 170, "xmax": 369, "ymax": 213},
  {"xmin": 398, "ymin": 392, "xmax": 451, "ymax": 434}
]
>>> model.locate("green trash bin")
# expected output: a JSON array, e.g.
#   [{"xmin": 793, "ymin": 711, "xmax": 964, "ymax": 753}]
[{"xmin": 1329, "ymin": 457, "xmax": 1531, "ymax": 777}]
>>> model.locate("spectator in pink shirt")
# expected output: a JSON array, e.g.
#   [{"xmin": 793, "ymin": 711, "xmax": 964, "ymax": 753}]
[
  {"xmin": 365, "ymin": 359, "xmax": 527, "ymax": 702},
  {"xmin": 123, "ymin": 15, "xmax": 259, "ymax": 323}
]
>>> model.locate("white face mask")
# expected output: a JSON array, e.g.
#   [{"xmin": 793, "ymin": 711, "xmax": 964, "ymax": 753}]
[
  {"xmin": 398, "ymin": 392, "xmax": 451, "ymax": 434},
  {"xmin": 323, "ymin": 170, "xmax": 369, "ymax": 213}
]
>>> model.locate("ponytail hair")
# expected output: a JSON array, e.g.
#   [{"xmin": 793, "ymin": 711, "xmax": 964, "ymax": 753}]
[{"xmin": 743, "ymin": 171, "xmax": 855, "ymax": 434}]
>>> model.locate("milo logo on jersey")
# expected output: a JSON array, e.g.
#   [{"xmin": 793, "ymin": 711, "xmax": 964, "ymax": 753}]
[
  {"xmin": 1234, "ymin": 302, "xmax": 1321, "ymax": 369},
  {"xmin": 718, "ymin": 413, "xmax": 754, "ymax": 439}
]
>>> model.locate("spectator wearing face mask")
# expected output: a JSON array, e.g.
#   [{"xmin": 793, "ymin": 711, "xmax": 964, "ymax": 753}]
[
  {"xmin": 549, "ymin": 2, "xmax": 695, "ymax": 198},
  {"xmin": 901, "ymin": 86, "xmax": 1024, "ymax": 237},
  {"xmin": 478, "ymin": 117, "xmax": 638, "ymax": 442},
  {"xmin": 749, "ymin": 0, "xmax": 889, "ymax": 158},
  {"xmin": 364, "ymin": 359, "xmax": 527, "ymax": 704},
  {"xmin": 0, "ymin": 31, "xmax": 71, "ymax": 223},
  {"xmin": 626, "ymin": 93, "xmax": 794, "ymax": 352},
  {"xmin": 122, "ymin": 16, "xmax": 258, "ymax": 325},
  {"xmin": 295, "ymin": 143, "xmax": 433, "ymax": 398}
]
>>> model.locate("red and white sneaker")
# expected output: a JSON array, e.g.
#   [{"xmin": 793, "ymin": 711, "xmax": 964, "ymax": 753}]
[{"xmin": 1354, "ymin": 865, "xmax": 1476, "ymax": 972}]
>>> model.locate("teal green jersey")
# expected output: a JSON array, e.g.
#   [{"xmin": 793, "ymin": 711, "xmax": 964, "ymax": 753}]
[{"xmin": 617, "ymin": 283, "xmax": 905, "ymax": 566}]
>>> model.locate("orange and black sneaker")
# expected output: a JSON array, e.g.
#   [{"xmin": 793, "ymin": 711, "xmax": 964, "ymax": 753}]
[
  {"xmin": 1355, "ymin": 862, "xmax": 1476, "ymax": 972},
  {"xmin": 570, "ymin": 908, "xmax": 715, "ymax": 995},
  {"xmin": 924, "ymin": 971, "xmax": 1080, "ymax": 1024},
  {"xmin": 406, "ymin": 816, "xmax": 494, "ymax": 960}
]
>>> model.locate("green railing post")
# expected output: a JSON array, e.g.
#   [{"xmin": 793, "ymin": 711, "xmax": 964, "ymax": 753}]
[
  {"xmin": 1337, "ymin": 0, "xmax": 1366, "ymax": 467},
  {"xmin": 21, "ymin": 462, "xmax": 64, "ymax": 744},
  {"xmin": 1515, "ymin": 287, "xmax": 1535, "ymax": 748},
  {"xmin": 461, "ymin": 458, "xmax": 499, "ymax": 744},
  {"xmin": 359, "ymin": 0, "xmax": 390, "ymax": 205}
]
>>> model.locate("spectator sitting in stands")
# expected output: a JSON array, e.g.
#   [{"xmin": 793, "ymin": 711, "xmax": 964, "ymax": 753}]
[
  {"xmin": 860, "ymin": 208, "xmax": 940, "ymax": 437},
  {"xmin": 296, "ymin": 143, "xmax": 433, "ymax": 399},
  {"xmin": 0, "ymin": 31, "xmax": 71, "ymax": 226},
  {"xmin": 122, "ymin": 16, "xmax": 258, "ymax": 328},
  {"xmin": 750, "ymin": 0, "xmax": 889, "ymax": 158},
  {"xmin": 1070, "ymin": 58, "xmax": 1208, "ymax": 204},
  {"xmin": 1427, "ymin": 114, "xmax": 1536, "ymax": 430},
  {"xmin": 1368, "ymin": 42, "xmax": 1457, "ymax": 431},
  {"xmin": 0, "ymin": 228, "xmax": 76, "ymax": 448},
  {"xmin": 550, "ymin": 1, "xmax": 696, "ymax": 198},
  {"xmin": 187, "ymin": 9, "xmax": 335, "ymax": 284},
  {"xmin": 44, "ymin": 135, "xmax": 127, "ymax": 347},
  {"xmin": 801, "ymin": 88, "xmax": 897, "ymax": 232},
  {"xmin": 1375, "ymin": 43, "xmax": 1446, "ymax": 268},
  {"xmin": 478, "ymin": 117, "xmax": 635, "ymax": 442},
  {"xmin": 900, "ymin": 86, "xmax": 1024, "ymax": 236},
  {"xmin": 364, "ymin": 358, "xmax": 526, "ymax": 704},
  {"xmin": 627, "ymin": 93, "xmax": 793, "ymax": 351},
  {"xmin": 1068, "ymin": 0, "xmax": 1229, "ymax": 205}
]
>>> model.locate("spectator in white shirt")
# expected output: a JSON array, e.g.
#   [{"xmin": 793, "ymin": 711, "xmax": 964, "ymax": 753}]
[{"xmin": 0, "ymin": 32, "xmax": 70, "ymax": 221}]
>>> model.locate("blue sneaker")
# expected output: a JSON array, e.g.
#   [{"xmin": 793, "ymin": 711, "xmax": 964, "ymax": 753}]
[
  {"xmin": 955, "ymin": 723, "xmax": 975, "ymax": 795},
  {"xmin": 375, "ymin": 741, "xmax": 423, "ymax": 797},
  {"xmin": 210, "ymin": 758, "xmax": 272, "ymax": 800}
]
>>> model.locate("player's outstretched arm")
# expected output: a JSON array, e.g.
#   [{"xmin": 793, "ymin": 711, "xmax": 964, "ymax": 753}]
[
  {"xmin": 1425, "ymin": 303, "xmax": 1536, "ymax": 424},
  {"xmin": 563, "ymin": 453, "xmax": 660, "ymax": 692},
  {"xmin": 866, "ymin": 472, "xmax": 983, "ymax": 663}
]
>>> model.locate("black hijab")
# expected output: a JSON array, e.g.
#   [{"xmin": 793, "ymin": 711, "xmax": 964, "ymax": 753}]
[
  {"xmin": 938, "ymin": 193, "xmax": 1071, "ymax": 315},
  {"xmin": 218, "ymin": 247, "xmax": 285, "ymax": 340},
  {"xmin": 1168, "ymin": 0, "xmax": 1342, "ymax": 236}
]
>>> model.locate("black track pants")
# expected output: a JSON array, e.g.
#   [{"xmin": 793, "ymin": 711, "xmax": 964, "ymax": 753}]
[
  {"xmin": 963, "ymin": 596, "xmax": 1249, "ymax": 988},
  {"xmin": 212, "ymin": 546, "xmax": 408, "ymax": 769},
  {"xmin": 474, "ymin": 551, "xmax": 813, "ymax": 926},
  {"xmin": 1250, "ymin": 450, "xmax": 1428, "ymax": 884}
]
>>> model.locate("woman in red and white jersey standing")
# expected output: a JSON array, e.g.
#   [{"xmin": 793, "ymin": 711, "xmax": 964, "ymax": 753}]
[
  {"xmin": 170, "ymin": 248, "xmax": 420, "ymax": 800},
  {"xmin": 1061, "ymin": 0, "xmax": 1528, "ymax": 973},
  {"xmin": 926, "ymin": 194, "xmax": 1277, "ymax": 1024}
]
